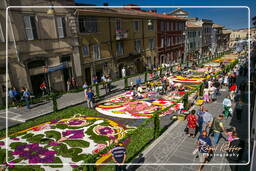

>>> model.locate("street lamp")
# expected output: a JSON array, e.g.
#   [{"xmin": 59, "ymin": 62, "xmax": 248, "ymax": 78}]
[{"xmin": 47, "ymin": 0, "xmax": 55, "ymax": 15}]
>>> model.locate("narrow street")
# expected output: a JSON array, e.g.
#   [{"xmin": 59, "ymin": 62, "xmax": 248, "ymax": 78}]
[{"xmin": 128, "ymin": 73, "xmax": 249, "ymax": 171}]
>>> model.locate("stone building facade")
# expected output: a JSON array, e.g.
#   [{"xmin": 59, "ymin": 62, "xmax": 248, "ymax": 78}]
[{"xmin": 0, "ymin": 0, "xmax": 82, "ymax": 103}]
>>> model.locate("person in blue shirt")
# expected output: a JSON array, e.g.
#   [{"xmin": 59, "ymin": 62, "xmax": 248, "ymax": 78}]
[
  {"xmin": 86, "ymin": 88, "xmax": 94, "ymax": 109},
  {"xmin": 22, "ymin": 88, "xmax": 31, "ymax": 109},
  {"xmin": 135, "ymin": 77, "xmax": 141, "ymax": 86},
  {"xmin": 8, "ymin": 88, "xmax": 15, "ymax": 105},
  {"xmin": 197, "ymin": 130, "xmax": 212, "ymax": 171}
]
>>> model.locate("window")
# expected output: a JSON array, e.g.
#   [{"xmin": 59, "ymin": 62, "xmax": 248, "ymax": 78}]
[
  {"xmin": 148, "ymin": 38, "xmax": 155, "ymax": 50},
  {"xmin": 170, "ymin": 22, "xmax": 173, "ymax": 31},
  {"xmin": 175, "ymin": 23, "xmax": 178, "ymax": 31},
  {"xmin": 82, "ymin": 45, "xmax": 89, "ymax": 57},
  {"xmin": 0, "ymin": 23, "xmax": 4, "ymax": 42},
  {"xmin": 134, "ymin": 20, "xmax": 140, "ymax": 32},
  {"xmin": 116, "ymin": 19, "xmax": 121, "ymax": 30},
  {"xmin": 160, "ymin": 37, "xmax": 164, "ymax": 48},
  {"xmin": 92, "ymin": 44, "xmax": 100, "ymax": 60},
  {"xmin": 148, "ymin": 20, "xmax": 154, "ymax": 31},
  {"xmin": 166, "ymin": 37, "xmax": 171, "ymax": 47},
  {"xmin": 171, "ymin": 36, "xmax": 173, "ymax": 45},
  {"xmin": 160, "ymin": 21, "xmax": 164, "ymax": 31},
  {"xmin": 79, "ymin": 16, "xmax": 97, "ymax": 33},
  {"xmin": 56, "ymin": 16, "xmax": 66, "ymax": 38},
  {"xmin": 134, "ymin": 40, "xmax": 142, "ymax": 53},
  {"xmin": 24, "ymin": 16, "xmax": 38, "ymax": 40},
  {"xmin": 116, "ymin": 41, "xmax": 124, "ymax": 56},
  {"xmin": 60, "ymin": 55, "xmax": 71, "ymax": 62},
  {"xmin": 166, "ymin": 22, "xmax": 170, "ymax": 31}
]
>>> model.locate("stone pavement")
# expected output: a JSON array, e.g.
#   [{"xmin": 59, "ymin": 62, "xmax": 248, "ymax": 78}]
[{"xmin": 128, "ymin": 74, "xmax": 249, "ymax": 171}]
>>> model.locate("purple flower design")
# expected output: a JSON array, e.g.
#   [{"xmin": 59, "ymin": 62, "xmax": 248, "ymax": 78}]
[
  {"xmin": 99, "ymin": 127, "xmax": 114, "ymax": 135},
  {"xmin": 68, "ymin": 120, "xmax": 84, "ymax": 126},
  {"xmin": 48, "ymin": 141, "xmax": 59, "ymax": 146},
  {"xmin": 50, "ymin": 119, "xmax": 59, "ymax": 124},
  {"xmin": 62, "ymin": 129, "xmax": 84, "ymax": 139},
  {"xmin": 0, "ymin": 141, "xmax": 5, "ymax": 146},
  {"xmin": 12, "ymin": 144, "xmax": 57, "ymax": 164},
  {"xmin": 10, "ymin": 137, "xmax": 20, "ymax": 141},
  {"xmin": 70, "ymin": 163, "xmax": 78, "ymax": 168}
]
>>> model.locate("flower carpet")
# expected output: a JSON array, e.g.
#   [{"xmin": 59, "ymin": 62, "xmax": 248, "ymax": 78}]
[
  {"xmin": 95, "ymin": 54, "xmax": 238, "ymax": 119},
  {"xmin": 0, "ymin": 115, "xmax": 134, "ymax": 170},
  {"xmin": 96, "ymin": 91, "xmax": 183, "ymax": 119}
]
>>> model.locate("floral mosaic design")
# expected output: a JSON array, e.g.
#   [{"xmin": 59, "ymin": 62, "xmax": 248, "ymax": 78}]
[{"xmin": 0, "ymin": 115, "xmax": 134, "ymax": 170}]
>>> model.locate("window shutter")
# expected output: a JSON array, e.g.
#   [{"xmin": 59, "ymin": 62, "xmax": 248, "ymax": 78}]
[
  {"xmin": 30, "ymin": 16, "xmax": 38, "ymax": 39},
  {"xmin": 24, "ymin": 16, "xmax": 34, "ymax": 40},
  {"xmin": 82, "ymin": 45, "xmax": 89, "ymax": 57},
  {"xmin": 56, "ymin": 17, "xmax": 64, "ymax": 38}
]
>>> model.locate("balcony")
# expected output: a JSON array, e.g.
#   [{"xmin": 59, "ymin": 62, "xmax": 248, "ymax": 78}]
[{"xmin": 116, "ymin": 30, "xmax": 128, "ymax": 40}]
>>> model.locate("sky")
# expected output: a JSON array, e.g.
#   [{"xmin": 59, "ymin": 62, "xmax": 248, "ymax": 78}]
[{"xmin": 75, "ymin": 0, "xmax": 256, "ymax": 30}]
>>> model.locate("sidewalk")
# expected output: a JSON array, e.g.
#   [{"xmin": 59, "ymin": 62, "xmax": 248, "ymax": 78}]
[{"xmin": 128, "ymin": 74, "xmax": 249, "ymax": 171}]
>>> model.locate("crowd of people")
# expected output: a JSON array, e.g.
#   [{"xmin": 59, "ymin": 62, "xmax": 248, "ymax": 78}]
[{"xmin": 184, "ymin": 57, "xmax": 248, "ymax": 171}]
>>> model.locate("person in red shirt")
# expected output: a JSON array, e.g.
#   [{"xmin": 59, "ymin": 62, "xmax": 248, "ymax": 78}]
[
  {"xmin": 229, "ymin": 83, "xmax": 237, "ymax": 101},
  {"xmin": 187, "ymin": 110, "xmax": 198, "ymax": 138},
  {"xmin": 40, "ymin": 81, "xmax": 47, "ymax": 96}
]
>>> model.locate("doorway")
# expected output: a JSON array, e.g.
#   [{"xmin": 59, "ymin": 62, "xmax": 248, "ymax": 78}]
[
  {"xmin": 63, "ymin": 67, "xmax": 72, "ymax": 90},
  {"xmin": 85, "ymin": 68, "xmax": 91, "ymax": 85},
  {"xmin": 30, "ymin": 73, "xmax": 46, "ymax": 97}
]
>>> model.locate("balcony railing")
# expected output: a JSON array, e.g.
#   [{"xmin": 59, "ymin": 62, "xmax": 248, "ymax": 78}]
[{"xmin": 116, "ymin": 30, "xmax": 128, "ymax": 40}]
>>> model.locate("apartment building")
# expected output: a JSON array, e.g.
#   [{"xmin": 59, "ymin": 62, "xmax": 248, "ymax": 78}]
[
  {"xmin": 155, "ymin": 13, "xmax": 186, "ymax": 65},
  {"xmin": 185, "ymin": 21, "xmax": 202, "ymax": 61},
  {"xmin": 0, "ymin": 0, "xmax": 82, "ymax": 101},
  {"xmin": 76, "ymin": 7, "xmax": 157, "ymax": 83}
]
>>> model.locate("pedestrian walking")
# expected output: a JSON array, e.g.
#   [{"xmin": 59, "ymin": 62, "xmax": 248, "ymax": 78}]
[
  {"xmin": 93, "ymin": 76, "xmax": 98, "ymax": 84},
  {"xmin": 82, "ymin": 82, "xmax": 88, "ymax": 90},
  {"xmin": 67, "ymin": 80, "xmax": 71, "ymax": 92},
  {"xmin": 197, "ymin": 106, "xmax": 205, "ymax": 134},
  {"xmin": 211, "ymin": 114, "xmax": 226, "ymax": 145},
  {"xmin": 196, "ymin": 130, "xmax": 212, "ymax": 171},
  {"xmin": 40, "ymin": 81, "xmax": 47, "ymax": 96},
  {"xmin": 86, "ymin": 88, "xmax": 94, "ymax": 109},
  {"xmin": 71, "ymin": 77, "xmax": 77, "ymax": 89},
  {"xmin": 226, "ymin": 127, "xmax": 236, "ymax": 142},
  {"xmin": 223, "ymin": 96, "xmax": 232, "ymax": 118},
  {"xmin": 8, "ymin": 88, "xmax": 15, "ymax": 106},
  {"xmin": 22, "ymin": 88, "xmax": 31, "ymax": 110},
  {"xmin": 203, "ymin": 89, "xmax": 210, "ymax": 103},
  {"xmin": 121, "ymin": 67, "xmax": 126, "ymax": 78},
  {"xmin": 111, "ymin": 139, "xmax": 127, "ymax": 171},
  {"xmin": 229, "ymin": 83, "xmax": 237, "ymax": 101},
  {"xmin": 201, "ymin": 108, "xmax": 213, "ymax": 134},
  {"xmin": 186, "ymin": 110, "xmax": 198, "ymax": 138}
]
